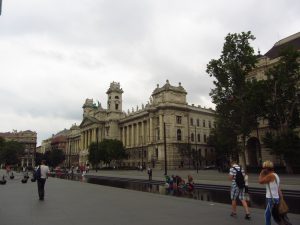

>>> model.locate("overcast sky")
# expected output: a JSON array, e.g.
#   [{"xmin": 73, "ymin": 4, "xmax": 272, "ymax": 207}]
[{"xmin": 0, "ymin": 0, "xmax": 299, "ymax": 145}]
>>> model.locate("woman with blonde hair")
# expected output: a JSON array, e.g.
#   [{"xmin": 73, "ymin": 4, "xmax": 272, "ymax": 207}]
[{"xmin": 259, "ymin": 160, "xmax": 281, "ymax": 225}]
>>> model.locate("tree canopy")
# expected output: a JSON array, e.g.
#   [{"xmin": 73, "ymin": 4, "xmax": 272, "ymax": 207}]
[
  {"xmin": 206, "ymin": 31, "xmax": 259, "ymax": 168},
  {"xmin": 0, "ymin": 139, "xmax": 25, "ymax": 165},
  {"xmin": 44, "ymin": 149, "xmax": 65, "ymax": 168},
  {"xmin": 263, "ymin": 47, "xmax": 300, "ymax": 170},
  {"xmin": 88, "ymin": 139, "xmax": 127, "ymax": 168}
]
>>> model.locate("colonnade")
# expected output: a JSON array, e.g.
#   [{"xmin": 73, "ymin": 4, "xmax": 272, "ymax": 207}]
[
  {"xmin": 81, "ymin": 127, "xmax": 103, "ymax": 150},
  {"xmin": 121, "ymin": 121, "xmax": 146, "ymax": 148},
  {"xmin": 120, "ymin": 115, "xmax": 167, "ymax": 148},
  {"xmin": 67, "ymin": 138, "xmax": 81, "ymax": 154}
]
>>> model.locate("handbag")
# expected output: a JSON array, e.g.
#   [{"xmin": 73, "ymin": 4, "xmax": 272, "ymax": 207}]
[
  {"xmin": 268, "ymin": 176, "xmax": 292, "ymax": 225},
  {"xmin": 279, "ymin": 196, "xmax": 289, "ymax": 215}
]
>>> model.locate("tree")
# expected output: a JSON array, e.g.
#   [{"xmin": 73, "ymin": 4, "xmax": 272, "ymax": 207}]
[
  {"xmin": 0, "ymin": 140, "xmax": 25, "ymax": 166},
  {"xmin": 265, "ymin": 47, "xmax": 300, "ymax": 133},
  {"xmin": 44, "ymin": 149, "xmax": 65, "ymax": 168},
  {"xmin": 0, "ymin": 137, "xmax": 5, "ymax": 150},
  {"xmin": 263, "ymin": 47, "xmax": 300, "ymax": 172},
  {"xmin": 88, "ymin": 142, "xmax": 100, "ymax": 168},
  {"xmin": 206, "ymin": 31, "xmax": 259, "ymax": 169},
  {"xmin": 34, "ymin": 152, "xmax": 44, "ymax": 166},
  {"xmin": 264, "ymin": 131, "xmax": 300, "ymax": 167},
  {"xmin": 98, "ymin": 139, "xmax": 126, "ymax": 167},
  {"xmin": 87, "ymin": 139, "xmax": 127, "ymax": 168}
]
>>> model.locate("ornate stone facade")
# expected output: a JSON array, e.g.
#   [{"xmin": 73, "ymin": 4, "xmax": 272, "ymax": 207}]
[
  {"xmin": 78, "ymin": 80, "xmax": 216, "ymax": 169},
  {"xmin": 0, "ymin": 130, "xmax": 37, "ymax": 167}
]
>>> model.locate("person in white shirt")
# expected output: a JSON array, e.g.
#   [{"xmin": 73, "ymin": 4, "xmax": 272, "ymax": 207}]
[
  {"xmin": 228, "ymin": 161, "xmax": 251, "ymax": 220},
  {"xmin": 37, "ymin": 160, "xmax": 50, "ymax": 200},
  {"xmin": 259, "ymin": 160, "xmax": 281, "ymax": 225}
]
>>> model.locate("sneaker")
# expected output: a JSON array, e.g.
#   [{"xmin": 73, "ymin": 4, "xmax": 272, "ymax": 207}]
[
  {"xmin": 230, "ymin": 212, "xmax": 237, "ymax": 218},
  {"xmin": 245, "ymin": 214, "xmax": 251, "ymax": 220}
]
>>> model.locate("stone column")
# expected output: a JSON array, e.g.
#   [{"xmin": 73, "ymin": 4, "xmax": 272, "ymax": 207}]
[
  {"xmin": 141, "ymin": 121, "xmax": 144, "ymax": 145},
  {"xmin": 131, "ymin": 124, "xmax": 134, "ymax": 147},
  {"xmin": 135, "ymin": 122, "xmax": 141, "ymax": 146},
  {"xmin": 159, "ymin": 114, "xmax": 164, "ymax": 141},
  {"xmin": 92, "ymin": 129, "xmax": 95, "ymax": 143},
  {"xmin": 126, "ymin": 126, "xmax": 129, "ymax": 147},
  {"xmin": 122, "ymin": 127, "xmax": 126, "ymax": 146},
  {"xmin": 149, "ymin": 117, "xmax": 153, "ymax": 143},
  {"xmin": 80, "ymin": 133, "xmax": 83, "ymax": 150},
  {"xmin": 86, "ymin": 131, "xmax": 88, "ymax": 149},
  {"xmin": 85, "ymin": 130, "xmax": 90, "ymax": 149}
]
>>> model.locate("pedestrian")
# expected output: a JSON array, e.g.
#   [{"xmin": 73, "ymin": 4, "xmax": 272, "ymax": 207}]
[
  {"xmin": 244, "ymin": 172, "xmax": 250, "ymax": 205},
  {"xmin": 6, "ymin": 165, "xmax": 10, "ymax": 175},
  {"xmin": 228, "ymin": 161, "xmax": 251, "ymax": 220},
  {"xmin": 147, "ymin": 166, "xmax": 152, "ymax": 181},
  {"xmin": 258, "ymin": 160, "xmax": 281, "ymax": 225},
  {"xmin": 36, "ymin": 160, "xmax": 50, "ymax": 200}
]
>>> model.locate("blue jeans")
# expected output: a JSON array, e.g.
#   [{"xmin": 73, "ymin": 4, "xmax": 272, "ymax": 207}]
[{"xmin": 265, "ymin": 198, "xmax": 279, "ymax": 225}]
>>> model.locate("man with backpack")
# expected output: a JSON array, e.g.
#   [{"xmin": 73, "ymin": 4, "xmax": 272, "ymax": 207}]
[
  {"xmin": 36, "ymin": 160, "xmax": 50, "ymax": 201},
  {"xmin": 228, "ymin": 161, "xmax": 251, "ymax": 220}
]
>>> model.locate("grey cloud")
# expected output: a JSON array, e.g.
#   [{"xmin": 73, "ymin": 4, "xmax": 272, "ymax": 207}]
[{"xmin": 0, "ymin": 0, "xmax": 299, "ymax": 145}]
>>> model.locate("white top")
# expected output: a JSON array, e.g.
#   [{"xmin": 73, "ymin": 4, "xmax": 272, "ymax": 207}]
[
  {"xmin": 244, "ymin": 174, "xmax": 249, "ymax": 186},
  {"xmin": 266, "ymin": 173, "xmax": 280, "ymax": 199},
  {"xmin": 40, "ymin": 165, "xmax": 50, "ymax": 179}
]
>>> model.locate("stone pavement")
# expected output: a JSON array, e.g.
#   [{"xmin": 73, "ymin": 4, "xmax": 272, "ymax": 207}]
[{"xmin": 0, "ymin": 171, "xmax": 300, "ymax": 225}]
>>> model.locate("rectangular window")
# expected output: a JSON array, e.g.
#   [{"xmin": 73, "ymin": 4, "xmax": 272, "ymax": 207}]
[
  {"xmin": 197, "ymin": 119, "xmax": 200, "ymax": 127},
  {"xmin": 203, "ymin": 120, "xmax": 206, "ymax": 127},
  {"xmin": 208, "ymin": 121, "xmax": 211, "ymax": 128},
  {"xmin": 176, "ymin": 116, "xmax": 182, "ymax": 124},
  {"xmin": 204, "ymin": 134, "xmax": 207, "ymax": 143},
  {"xmin": 190, "ymin": 118, "xmax": 193, "ymax": 126}
]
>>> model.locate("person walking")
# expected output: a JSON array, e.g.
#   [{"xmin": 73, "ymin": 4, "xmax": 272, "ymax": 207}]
[
  {"xmin": 37, "ymin": 160, "xmax": 50, "ymax": 201},
  {"xmin": 147, "ymin": 166, "xmax": 152, "ymax": 181},
  {"xmin": 259, "ymin": 160, "xmax": 281, "ymax": 225},
  {"xmin": 229, "ymin": 161, "xmax": 251, "ymax": 220}
]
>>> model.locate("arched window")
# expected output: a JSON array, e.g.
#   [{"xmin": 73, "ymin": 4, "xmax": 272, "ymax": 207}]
[{"xmin": 177, "ymin": 129, "xmax": 182, "ymax": 141}]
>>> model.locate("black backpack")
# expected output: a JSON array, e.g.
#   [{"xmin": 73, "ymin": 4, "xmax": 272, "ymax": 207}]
[
  {"xmin": 33, "ymin": 166, "xmax": 41, "ymax": 181},
  {"xmin": 233, "ymin": 167, "xmax": 245, "ymax": 189}
]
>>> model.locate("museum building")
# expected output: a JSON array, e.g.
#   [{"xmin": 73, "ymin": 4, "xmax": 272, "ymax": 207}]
[{"xmin": 78, "ymin": 80, "xmax": 216, "ymax": 169}]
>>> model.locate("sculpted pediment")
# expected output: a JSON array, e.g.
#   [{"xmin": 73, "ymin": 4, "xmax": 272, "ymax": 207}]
[{"xmin": 79, "ymin": 116, "xmax": 100, "ymax": 128}]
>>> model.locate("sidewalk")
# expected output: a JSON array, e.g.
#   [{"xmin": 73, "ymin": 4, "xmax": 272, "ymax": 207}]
[
  {"xmin": 1, "ymin": 172, "xmax": 299, "ymax": 225},
  {"xmin": 87, "ymin": 169, "xmax": 300, "ymax": 191}
]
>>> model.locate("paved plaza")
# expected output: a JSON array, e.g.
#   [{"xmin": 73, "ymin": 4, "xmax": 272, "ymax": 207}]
[{"xmin": 1, "ymin": 170, "xmax": 300, "ymax": 225}]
